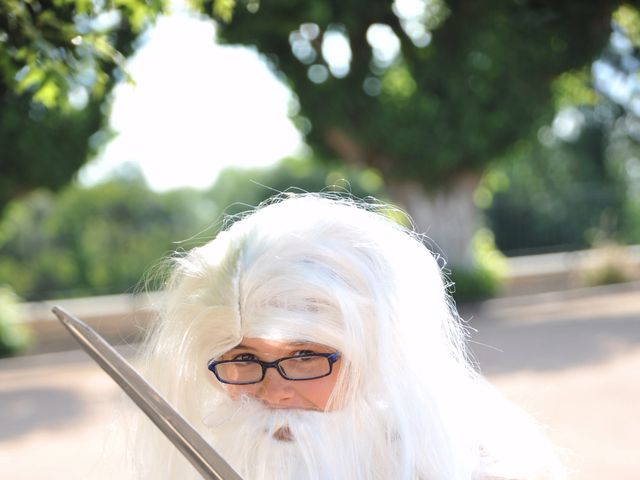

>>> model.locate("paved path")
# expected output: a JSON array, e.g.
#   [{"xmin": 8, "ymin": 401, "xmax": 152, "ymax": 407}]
[
  {"xmin": 463, "ymin": 283, "xmax": 640, "ymax": 480},
  {"xmin": 1, "ymin": 283, "xmax": 639, "ymax": 479}
]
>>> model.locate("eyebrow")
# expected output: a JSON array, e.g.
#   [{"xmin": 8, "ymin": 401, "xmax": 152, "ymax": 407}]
[
  {"xmin": 229, "ymin": 341, "xmax": 321, "ymax": 352},
  {"xmin": 229, "ymin": 344, "xmax": 257, "ymax": 352}
]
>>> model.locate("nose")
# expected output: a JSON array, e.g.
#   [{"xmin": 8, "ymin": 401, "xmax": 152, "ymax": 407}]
[{"xmin": 255, "ymin": 367, "xmax": 295, "ymax": 407}]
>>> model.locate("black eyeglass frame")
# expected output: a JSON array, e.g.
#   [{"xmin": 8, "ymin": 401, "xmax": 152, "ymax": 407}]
[{"xmin": 207, "ymin": 352, "xmax": 341, "ymax": 385}]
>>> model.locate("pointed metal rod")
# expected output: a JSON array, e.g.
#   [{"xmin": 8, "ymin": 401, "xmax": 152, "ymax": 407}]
[{"xmin": 52, "ymin": 306, "xmax": 243, "ymax": 480}]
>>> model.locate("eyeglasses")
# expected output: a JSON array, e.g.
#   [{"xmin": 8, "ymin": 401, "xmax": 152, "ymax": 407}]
[{"xmin": 207, "ymin": 352, "xmax": 341, "ymax": 385}]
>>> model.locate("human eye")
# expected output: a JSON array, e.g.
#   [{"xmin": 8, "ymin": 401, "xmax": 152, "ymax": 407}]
[
  {"xmin": 290, "ymin": 350, "xmax": 319, "ymax": 360},
  {"xmin": 292, "ymin": 349, "xmax": 316, "ymax": 356},
  {"xmin": 232, "ymin": 352, "xmax": 258, "ymax": 361}
]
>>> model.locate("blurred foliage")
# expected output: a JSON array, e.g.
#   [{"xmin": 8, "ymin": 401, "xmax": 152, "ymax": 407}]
[
  {"xmin": 203, "ymin": 0, "xmax": 627, "ymax": 273},
  {"xmin": 208, "ymin": 0, "xmax": 618, "ymax": 190},
  {"xmin": 481, "ymin": 105, "xmax": 629, "ymax": 255},
  {"xmin": 3, "ymin": 0, "xmax": 640, "ymax": 303},
  {"xmin": 208, "ymin": 157, "xmax": 386, "ymax": 217},
  {"xmin": 447, "ymin": 228, "xmax": 506, "ymax": 302},
  {"xmin": 0, "ymin": 155, "xmax": 506, "ymax": 302},
  {"xmin": 578, "ymin": 243, "xmax": 636, "ymax": 287},
  {"xmin": 0, "ymin": 93, "xmax": 105, "ymax": 213},
  {"xmin": 0, "ymin": 0, "xmax": 164, "ymax": 108},
  {"xmin": 0, "ymin": 159, "xmax": 387, "ymax": 300},
  {"xmin": 613, "ymin": 4, "xmax": 640, "ymax": 47},
  {"xmin": 0, "ymin": 0, "xmax": 164, "ymax": 213},
  {"xmin": 0, "ymin": 173, "xmax": 215, "ymax": 300},
  {"xmin": 480, "ymin": 4, "xmax": 640, "ymax": 257},
  {"xmin": 552, "ymin": 68, "xmax": 601, "ymax": 110},
  {"xmin": 606, "ymin": 126, "xmax": 640, "ymax": 246},
  {"xmin": 622, "ymin": 193, "xmax": 640, "ymax": 243},
  {"xmin": 0, "ymin": 285, "xmax": 32, "ymax": 356}
]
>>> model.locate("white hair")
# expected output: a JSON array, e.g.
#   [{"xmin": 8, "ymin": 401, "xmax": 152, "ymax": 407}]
[{"xmin": 119, "ymin": 193, "xmax": 563, "ymax": 480}]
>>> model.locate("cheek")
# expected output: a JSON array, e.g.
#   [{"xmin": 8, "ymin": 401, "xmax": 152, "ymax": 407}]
[
  {"xmin": 218, "ymin": 363, "xmax": 342, "ymax": 411},
  {"xmin": 224, "ymin": 384, "xmax": 258, "ymax": 400},
  {"xmin": 296, "ymin": 360, "xmax": 342, "ymax": 410},
  {"xmin": 296, "ymin": 376, "xmax": 337, "ymax": 409}
]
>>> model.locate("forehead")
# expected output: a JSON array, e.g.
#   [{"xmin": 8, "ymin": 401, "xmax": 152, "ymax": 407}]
[{"xmin": 229, "ymin": 337, "xmax": 335, "ymax": 354}]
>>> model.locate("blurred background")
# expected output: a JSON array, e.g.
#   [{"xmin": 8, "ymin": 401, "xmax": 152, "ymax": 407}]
[
  {"xmin": 2, "ymin": 0, "xmax": 640, "ymax": 306},
  {"xmin": 1, "ymin": 0, "xmax": 639, "ymax": 479}
]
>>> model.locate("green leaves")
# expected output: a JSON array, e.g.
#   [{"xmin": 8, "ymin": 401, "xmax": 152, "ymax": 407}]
[
  {"xmin": 552, "ymin": 69, "xmax": 600, "ymax": 110},
  {"xmin": 0, "ymin": 286, "xmax": 33, "ymax": 357},
  {"xmin": 0, "ymin": 0, "xmax": 166, "ymax": 213},
  {"xmin": 0, "ymin": 179, "xmax": 215, "ymax": 300},
  {"xmin": 213, "ymin": 0, "xmax": 237, "ymax": 23},
  {"xmin": 0, "ymin": 92, "xmax": 104, "ymax": 213},
  {"xmin": 0, "ymin": 157, "xmax": 385, "ymax": 300},
  {"xmin": 0, "ymin": 0, "xmax": 165, "ymax": 110},
  {"xmin": 213, "ymin": 0, "xmax": 620, "ymax": 191},
  {"xmin": 613, "ymin": 4, "xmax": 640, "ymax": 47},
  {"xmin": 381, "ymin": 63, "xmax": 417, "ymax": 102}
]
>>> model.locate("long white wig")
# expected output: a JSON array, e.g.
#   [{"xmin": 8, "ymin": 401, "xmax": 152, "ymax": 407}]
[{"xmin": 119, "ymin": 193, "xmax": 563, "ymax": 480}]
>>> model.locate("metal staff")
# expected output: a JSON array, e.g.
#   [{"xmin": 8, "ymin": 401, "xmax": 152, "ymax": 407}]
[{"xmin": 52, "ymin": 306, "xmax": 243, "ymax": 480}]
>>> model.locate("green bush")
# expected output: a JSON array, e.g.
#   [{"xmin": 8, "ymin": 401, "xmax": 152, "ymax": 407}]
[
  {"xmin": 578, "ymin": 243, "xmax": 635, "ymax": 287},
  {"xmin": 0, "ymin": 179, "xmax": 216, "ymax": 300},
  {"xmin": 482, "ymin": 114, "xmax": 628, "ymax": 255},
  {"xmin": 0, "ymin": 158, "xmax": 384, "ymax": 301},
  {"xmin": 447, "ymin": 229, "xmax": 506, "ymax": 303},
  {"xmin": 621, "ymin": 195, "xmax": 640, "ymax": 244},
  {"xmin": 0, "ymin": 286, "xmax": 32, "ymax": 357}
]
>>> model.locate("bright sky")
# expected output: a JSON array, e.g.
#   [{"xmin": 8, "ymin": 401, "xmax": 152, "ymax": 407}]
[{"xmin": 79, "ymin": 4, "xmax": 305, "ymax": 192}]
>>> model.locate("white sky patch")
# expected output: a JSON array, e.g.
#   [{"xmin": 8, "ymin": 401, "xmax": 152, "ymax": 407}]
[
  {"xmin": 80, "ymin": 7, "xmax": 304, "ymax": 192},
  {"xmin": 393, "ymin": 0, "xmax": 427, "ymax": 19},
  {"xmin": 322, "ymin": 28, "xmax": 352, "ymax": 78},
  {"xmin": 552, "ymin": 107, "xmax": 585, "ymax": 141},
  {"xmin": 366, "ymin": 23, "xmax": 401, "ymax": 68}
]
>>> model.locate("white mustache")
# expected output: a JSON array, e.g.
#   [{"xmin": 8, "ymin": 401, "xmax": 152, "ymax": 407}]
[
  {"xmin": 202, "ymin": 395, "xmax": 321, "ymax": 441},
  {"xmin": 197, "ymin": 395, "xmax": 403, "ymax": 480}
]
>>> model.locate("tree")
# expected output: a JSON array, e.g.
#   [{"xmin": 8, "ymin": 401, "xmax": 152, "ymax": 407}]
[
  {"xmin": 207, "ymin": 156, "xmax": 385, "ymax": 218},
  {"xmin": 0, "ymin": 0, "xmax": 164, "ymax": 107},
  {"xmin": 0, "ymin": 94, "xmax": 104, "ymax": 211},
  {"xmin": 480, "ymin": 4, "xmax": 640, "ymax": 255},
  {"xmin": 0, "ymin": 158, "xmax": 383, "ymax": 300},
  {"xmin": 482, "ymin": 105, "xmax": 628, "ymax": 254},
  {"xmin": 204, "ymin": 0, "xmax": 619, "ymax": 267},
  {"xmin": 0, "ymin": 173, "xmax": 215, "ymax": 300},
  {"xmin": 0, "ymin": 0, "xmax": 164, "ymax": 211}
]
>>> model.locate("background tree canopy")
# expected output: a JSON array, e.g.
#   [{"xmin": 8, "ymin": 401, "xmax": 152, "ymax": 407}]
[
  {"xmin": 0, "ymin": 0, "xmax": 163, "ymax": 212},
  {"xmin": 200, "ymin": 0, "xmax": 623, "ymax": 266},
  {"xmin": 0, "ymin": 0, "xmax": 163, "ymax": 107},
  {"xmin": 211, "ymin": 0, "xmax": 616, "ymax": 187},
  {"xmin": 2, "ymin": 0, "xmax": 640, "ymax": 303},
  {"xmin": 0, "ymin": 159, "xmax": 384, "ymax": 300}
]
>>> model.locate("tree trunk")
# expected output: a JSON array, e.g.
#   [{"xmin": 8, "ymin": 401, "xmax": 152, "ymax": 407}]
[
  {"xmin": 388, "ymin": 172, "xmax": 482, "ymax": 270},
  {"xmin": 322, "ymin": 127, "xmax": 482, "ymax": 269}
]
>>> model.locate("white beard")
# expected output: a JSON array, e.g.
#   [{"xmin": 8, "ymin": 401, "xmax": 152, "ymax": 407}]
[
  {"xmin": 198, "ymin": 395, "xmax": 400, "ymax": 480},
  {"xmin": 114, "ymin": 389, "xmax": 554, "ymax": 480}
]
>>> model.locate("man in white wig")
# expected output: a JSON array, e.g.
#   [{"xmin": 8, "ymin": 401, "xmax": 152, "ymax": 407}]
[{"xmin": 128, "ymin": 194, "xmax": 563, "ymax": 480}]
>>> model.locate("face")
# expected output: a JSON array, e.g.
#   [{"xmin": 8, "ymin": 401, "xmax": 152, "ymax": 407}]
[{"xmin": 213, "ymin": 337, "xmax": 341, "ymax": 411}]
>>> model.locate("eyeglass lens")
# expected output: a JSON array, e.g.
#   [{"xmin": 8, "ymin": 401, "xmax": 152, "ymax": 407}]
[{"xmin": 214, "ymin": 355, "xmax": 333, "ymax": 384}]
